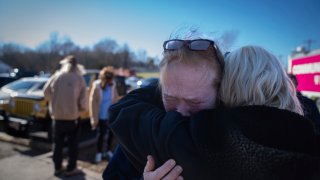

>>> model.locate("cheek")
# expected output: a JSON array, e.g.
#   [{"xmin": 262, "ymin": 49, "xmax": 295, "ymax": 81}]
[
  {"xmin": 200, "ymin": 88, "xmax": 218, "ymax": 109},
  {"xmin": 163, "ymin": 99, "xmax": 177, "ymax": 112}
]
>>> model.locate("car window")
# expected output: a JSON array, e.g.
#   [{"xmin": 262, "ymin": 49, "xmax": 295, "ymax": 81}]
[
  {"xmin": 35, "ymin": 82, "xmax": 46, "ymax": 90},
  {"xmin": 2, "ymin": 80, "xmax": 38, "ymax": 93},
  {"xmin": 139, "ymin": 77, "xmax": 159, "ymax": 87},
  {"xmin": 83, "ymin": 74, "xmax": 92, "ymax": 87},
  {"xmin": 83, "ymin": 73, "xmax": 98, "ymax": 87}
]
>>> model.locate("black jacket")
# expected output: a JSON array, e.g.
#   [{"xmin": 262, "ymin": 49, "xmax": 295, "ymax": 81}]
[
  {"xmin": 297, "ymin": 92, "xmax": 320, "ymax": 134},
  {"xmin": 109, "ymin": 85, "xmax": 320, "ymax": 180},
  {"xmin": 102, "ymin": 145, "xmax": 141, "ymax": 180}
]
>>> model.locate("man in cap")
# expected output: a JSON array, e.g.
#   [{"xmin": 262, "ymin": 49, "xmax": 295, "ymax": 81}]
[{"xmin": 44, "ymin": 55, "xmax": 87, "ymax": 176}]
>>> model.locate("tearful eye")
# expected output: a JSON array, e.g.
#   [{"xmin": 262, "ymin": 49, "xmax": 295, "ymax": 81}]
[
  {"xmin": 163, "ymin": 95, "xmax": 178, "ymax": 109},
  {"xmin": 187, "ymin": 100, "xmax": 202, "ymax": 106},
  {"xmin": 164, "ymin": 98, "xmax": 175, "ymax": 102},
  {"xmin": 163, "ymin": 95, "xmax": 178, "ymax": 102}
]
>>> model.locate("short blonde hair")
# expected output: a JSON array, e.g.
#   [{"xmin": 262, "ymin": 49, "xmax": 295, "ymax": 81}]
[{"xmin": 220, "ymin": 46, "xmax": 303, "ymax": 115}]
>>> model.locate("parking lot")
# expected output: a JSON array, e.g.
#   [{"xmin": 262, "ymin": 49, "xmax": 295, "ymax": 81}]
[{"xmin": 0, "ymin": 120, "xmax": 109, "ymax": 180}]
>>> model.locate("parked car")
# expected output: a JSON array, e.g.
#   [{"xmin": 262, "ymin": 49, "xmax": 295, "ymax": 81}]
[
  {"xmin": 5, "ymin": 70, "xmax": 100, "ymax": 140},
  {"xmin": 136, "ymin": 77, "xmax": 159, "ymax": 88},
  {"xmin": 125, "ymin": 76, "xmax": 142, "ymax": 92},
  {"xmin": 0, "ymin": 77, "xmax": 47, "ymax": 121},
  {"xmin": 0, "ymin": 68, "xmax": 39, "ymax": 87},
  {"xmin": 0, "ymin": 74, "xmax": 18, "ymax": 88},
  {"xmin": 8, "ymin": 68, "xmax": 38, "ymax": 79}
]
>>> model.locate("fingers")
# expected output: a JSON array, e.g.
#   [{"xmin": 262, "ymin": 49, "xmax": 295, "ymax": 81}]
[
  {"xmin": 144, "ymin": 155, "xmax": 156, "ymax": 173},
  {"xmin": 175, "ymin": 176, "xmax": 184, "ymax": 180},
  {"xmin": 162, "ymin": 165, "xmax": 183, "ymax": 180},
  {"xmin": 151, "ymin": 159, "xmax": 177, "ymax": 179},
  {"xmin": 143, "ymin": 156, "xmax": 183, "ymax": 180}
]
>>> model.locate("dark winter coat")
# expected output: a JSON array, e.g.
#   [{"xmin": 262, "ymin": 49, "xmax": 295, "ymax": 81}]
[
  {"xmin": 297, "ymin": 92, "xmax": 320, "ymax": 134},
  {"xmin": 102, "ymin": 145, "xmax": 141, "ymax": 180},
  {"xmin": 109, "ymin": 85, "xmax": 320, "ymax": 180}
]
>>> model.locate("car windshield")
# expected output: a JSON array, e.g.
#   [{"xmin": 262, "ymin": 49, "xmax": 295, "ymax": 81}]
[
  {"xmin": 37, "ymin": 82, "xmax": 45, "ymax": 90},
  {"xmin": 140, "ymin": 78, "xmax": 159, "ymax": 87},
  {"xmin": 2, "ymin": 80, "xmax": 38, "ymax": 93}
]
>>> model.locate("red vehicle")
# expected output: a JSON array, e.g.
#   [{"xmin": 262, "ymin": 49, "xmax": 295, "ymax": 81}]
[{"xmin": 288, "ymin": 48, "xmax": 320, "ymax": 104}]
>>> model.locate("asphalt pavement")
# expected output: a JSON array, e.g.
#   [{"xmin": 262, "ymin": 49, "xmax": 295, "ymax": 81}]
[{"xmin": 0, "ymin": 131, "xmax": 107, "ymax": 180}]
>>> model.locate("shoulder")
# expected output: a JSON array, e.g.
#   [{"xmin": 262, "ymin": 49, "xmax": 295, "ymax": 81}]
[
  {"xmin": 89, "ymin": 80, "xmax": 101, "ymax": 92},
  {"xmin": 299, "ymin": 94, "xmax": 316, "ymax": 105},
  {"xmin": 225, "ymin": 106, "xmax": 317, "ymax": 154},
  {"xmin": 181, "ymin": 106, "xmax": 316, "ymax": 154},
  {"xmin": 93, "ymin": 79, "xmax": 101, "ymax": 86},
  {"xmin": 51, "ymin": 71, "xmax": 64, "ymax": 79}
]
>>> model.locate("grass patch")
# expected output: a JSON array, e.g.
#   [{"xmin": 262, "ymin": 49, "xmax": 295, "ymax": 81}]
[{"xmin": 136, "ymin": 72, "xmax": 160, "ymax": 78}]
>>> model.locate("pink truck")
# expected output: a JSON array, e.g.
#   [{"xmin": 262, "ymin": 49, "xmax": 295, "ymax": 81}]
[{"xmin": 288, "ymin": 48, "xmax": 320, "ymax": 104}]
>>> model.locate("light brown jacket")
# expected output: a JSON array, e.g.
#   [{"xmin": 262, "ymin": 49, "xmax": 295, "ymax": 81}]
[
  {"xmin": 44, "ymin": 71, "xmax": 87, "ymax": 120},
  {"xmin": 89, "ymin": 80, "xmax": 119, "ymax": 127}
]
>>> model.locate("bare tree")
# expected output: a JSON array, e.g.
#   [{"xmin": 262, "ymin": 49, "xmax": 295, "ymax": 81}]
[
  {"xmin": 0, "ymin": 32, "xmax": 157, "ymax": 74},
  {"xmin": 216, "ymin": 30, "xmax": 239, "ymax": 53},
  {"xmin": 94, "ymin": 38, "xmax": 118, "ymax": 53}
]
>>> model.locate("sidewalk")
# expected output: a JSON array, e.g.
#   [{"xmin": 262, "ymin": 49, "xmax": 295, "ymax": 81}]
[
  {"xmin": 0, "ymin": 132, "xmax": 107, "ymax": 180},
  {"xmin": 0, "ymin": 152, "xmax": 102, "ymax": 180}
]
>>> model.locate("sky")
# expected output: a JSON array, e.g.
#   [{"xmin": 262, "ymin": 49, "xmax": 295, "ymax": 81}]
[{"xmin": 0, "ymin": 0, "xmax": 319, "ymax": 66}]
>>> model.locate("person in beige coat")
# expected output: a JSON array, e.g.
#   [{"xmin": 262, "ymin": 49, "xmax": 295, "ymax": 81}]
[
  {"xmin": 89, "ymin": 66, "xmax": 119, "ymax": 163},
  {"xmin": 43, "ymin": 55, "xmax": 87, "ymax": 177}
]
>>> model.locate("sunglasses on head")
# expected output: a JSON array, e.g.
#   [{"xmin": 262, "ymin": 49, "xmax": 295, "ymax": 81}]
[
  {"xmin": 163, "ymin": 38, "xmax": 224, "ymax": 70},
  {"xmin": 163, "ymin": 39, "xmax": 215, "ymax": 51}
]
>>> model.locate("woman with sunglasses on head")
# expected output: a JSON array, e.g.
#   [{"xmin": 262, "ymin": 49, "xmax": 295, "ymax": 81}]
[
  {"xmin": 108, "ymin": 40, "xmax": 320, "ymax": 179},
  {"xmin": 103, "ymin": 34, "xmax": 224, "ymax": 179},
  {"xmin": 89, "ymin": 66, "xmax": 119, "ymax": 163}
]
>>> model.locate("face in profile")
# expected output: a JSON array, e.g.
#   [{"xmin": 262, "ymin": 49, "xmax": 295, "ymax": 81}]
[{"xmin": 161, "ymin": 60, "xmax": 218, "ymax": 117}]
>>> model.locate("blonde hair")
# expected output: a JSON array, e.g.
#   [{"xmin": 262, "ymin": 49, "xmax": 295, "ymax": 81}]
[
  {"xmin": 59, "ymin": 55, "xmax": 85, "ymax": 75},
  {"xmin": 99, "ymin": 66, "xmax": 115, "ymax": 89},
  {"xmin": 220, "ymin": 46, "xmax": 303, "ymax": 115},
  {"xmin": 159, "ymin": 42, "xmax": 224, "ymax": 89}
]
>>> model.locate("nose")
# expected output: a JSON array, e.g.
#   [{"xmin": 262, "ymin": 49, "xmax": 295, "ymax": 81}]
[{"xmin": 176, "ymin": 103, "xmax": 191, "ymax": 117}]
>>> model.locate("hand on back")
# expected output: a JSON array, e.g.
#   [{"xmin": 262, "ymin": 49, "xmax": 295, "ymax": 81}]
[{"xmin": 143, "ymin": 155, "xmax": 183, "ymax": 180}]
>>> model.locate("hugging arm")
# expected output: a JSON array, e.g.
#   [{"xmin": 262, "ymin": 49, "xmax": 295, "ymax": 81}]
[
  {"xmin": 108, "ymin": 85, "xmax": 185, "ymax": 172},
  {"xmin": 108, "ymin": 85, "xmax": 223, "ymax": 179},
  {"xmin": 109, "ymin": 83, "xmax": 163, "ymax": 116},
  {"xmin": 109, "ymin": 100, "xmax": 184, "ymax": 171}
]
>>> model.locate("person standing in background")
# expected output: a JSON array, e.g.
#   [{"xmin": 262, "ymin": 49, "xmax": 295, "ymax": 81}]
[
  {"xmin": 89, "ymin": 66, "xmax": 119, "ymax": 163},
  {"xmin": 288, "ymin": 73, "xmax": 320, "ymax": 134},
  {"xmin": 44, "ymin": 55, "xmax": 87, "ymax": 176}
]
